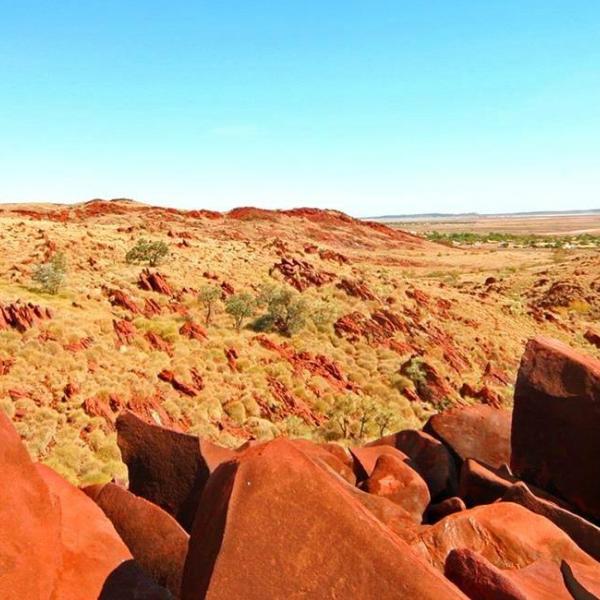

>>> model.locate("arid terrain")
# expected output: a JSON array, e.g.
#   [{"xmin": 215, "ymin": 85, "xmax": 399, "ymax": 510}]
[
  {"xmin": 0, "ymin": 199, "xmax": 599, "ymax": 487},
  {"xmin": 382, "ymin": 212, "xmax": 600, "ymax": 236},
  {"xmin": 2, "ymin": 199, "xmax": 600, "ymax": 598}
]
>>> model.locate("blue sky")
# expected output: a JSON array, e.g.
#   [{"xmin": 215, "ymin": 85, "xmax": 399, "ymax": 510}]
[{"xmin": 1, "ymin": 1, "xmax": 599, "ymax": 216}]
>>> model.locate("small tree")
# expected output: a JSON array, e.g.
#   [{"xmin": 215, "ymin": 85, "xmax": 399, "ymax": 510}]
[
  {"xmin": 32, "ymin": 252, "xmax": 67, "ymax": 294},
  {"xmin": 374, "ymin": 406, "xmax": 395, "ymax": 438},
  {"xmin": 225, "ymin": 292, "xmax": 256, "ymax": 331},
  {"xmin": 198, "ymin": 284, "xmax": 221, "ymax": 326},
  {"xmin": 125, "ymin": 239, "xmax": 169, "ymax": 266},
  {"xmin": 254, "ymin": 284, "xmax": 312, "ymax": 336}
]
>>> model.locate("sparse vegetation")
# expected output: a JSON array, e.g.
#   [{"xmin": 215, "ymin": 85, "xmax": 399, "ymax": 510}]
[
  {"xmin": 423, "ymin": 231, "xmax": 600, "ymax": 249},
  {"xmin": 1, "ymin": 202, "xmax": 598, "ymax": 486},
  {"xmin": 32, "ymin": 252, "xmax": 67, "ymax": 294},
  {"xmin": 253, "ymin": 284, "xmax": 334, "ymax": 336},
  {"xmin": 198, "ymin": 284, "xmax": 221, "ymax": 326},
  {"xmin": 225, "ymin": 292, "xmax": 256, "ymax": 331},
  {"xmin": 125, "ymin": 238, "xmax": 169, "ymax": 266}
]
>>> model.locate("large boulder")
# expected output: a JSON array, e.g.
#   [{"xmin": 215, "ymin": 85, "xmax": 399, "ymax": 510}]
[
  {"xmin": 511, "ymin": 336, "xmax": 600, "ymax": 520},
  {"xmin": 85, "ymin": 482, "xmax": 189, "ymax": 597},
  {"xmin": 502, "ymin": 482, "xmax": 600, "ymax": 562},
  {"xmin": 363, "ymin": 453, "xmax": 430, "ymax": 523},
  {"xmin": 117, "ymin": 411, "xmax": 218, "ymax": 531},
  {"xmin": 291, "ymin": 438, "xmax": 356, "ymax": 485},
  {"xmin": 350, "ymin": 444, "xmax": 409, "ymax": 480},
  {"xmin": 367, "ymin": 429, "xmax": 457, "ymax": 499},
  {"xmin": 181, "ymin": 438, "xmax": 466, "ymax": 599},
  {"xmin": 0, "ymin": 412, "xmax": 62, "ymax": 599},
  {"xmin": 413, "ymin": 502, "xmax": 597, "ymax": 572},
  {"xmin": 36, "ymin": 465, "xmax": 133, "ymax": 600},
  {"xmin": 424, "ymin": 405, "xmax": 512, "ymax": 469},
  {"xmin": 445, "ymin": 548, "xmax": 573, "ymax": 599}
]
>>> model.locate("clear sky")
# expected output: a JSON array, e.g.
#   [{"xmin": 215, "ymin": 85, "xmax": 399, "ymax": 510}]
[{"xmin": 1, "ymin": 1, "xmax": 599, "ymax": 216}]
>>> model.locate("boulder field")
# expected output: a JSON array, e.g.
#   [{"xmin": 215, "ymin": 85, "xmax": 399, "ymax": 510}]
[{"xmin": 1, "ymin": 335, "xmax": 600, "ymax": 598}]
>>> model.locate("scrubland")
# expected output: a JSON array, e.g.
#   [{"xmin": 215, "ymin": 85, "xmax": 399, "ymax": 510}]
[{"xmin": 0, "ymin": 200, "xmax": 598, "ymax": 484}]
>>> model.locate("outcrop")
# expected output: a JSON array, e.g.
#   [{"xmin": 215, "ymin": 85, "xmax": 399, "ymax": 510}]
[
  {"xmin": 511, "ymin": 336, "xmax": 600, "ymax": 520},
  {"xmin": 0, "ymin": 301, "xmax": 52, "ymax": 332},
  {"xmin": 2, "ymin": 335, "xmax": 600, "ymax": 598},
  {"xmin": 138, "ymin": 269, "xmax": 174, "ymax": 295}
]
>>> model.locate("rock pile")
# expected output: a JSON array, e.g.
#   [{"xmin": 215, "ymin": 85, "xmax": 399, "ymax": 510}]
[{"xmin": 1, "ymin": 335, "xmax": 600, "ymax": 598}]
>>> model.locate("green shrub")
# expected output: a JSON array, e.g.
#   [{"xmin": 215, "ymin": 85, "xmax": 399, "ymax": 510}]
[
  {"xmin": 253, "ymin": 284, "xmax": 330, "ymax": 336},
  {"xmin": 225, "ymin": 292, "xmax": 256, "ymax": 331},
  {"xmin": 32, "ymin": 252, "xmax": 67, "ymax": 294},
  {"xmin": 125, "ymin": 238, "xmax": 169, "ymax": 266}
]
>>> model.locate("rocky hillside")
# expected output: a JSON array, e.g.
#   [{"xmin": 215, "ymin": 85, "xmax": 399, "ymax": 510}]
[
  {"xmin": 2, "ymin": 336, "xmax": 600, "ymax": 598},
  {"xmin": 0, "ymin": 199, "xmax": 599, "ymax": 484}
]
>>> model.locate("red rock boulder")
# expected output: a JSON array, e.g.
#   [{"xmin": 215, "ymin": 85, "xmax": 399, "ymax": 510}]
[
  {"xmin": 414, "ymin": 502, "xmax": 596, "ymax": 572},
  {"xmin": 363, "ymin": 453, "xmax": 430, "ymax": 523},
  {"xmin": 426, "ymin": 496, "xmax": 466, "ymax": 524},
  {"xmin": 511, "ymin": 336, "xmax": 600, "ymax": 520},
  {"xmin": 424, "ymin": 405, "xmax": 511, "ymax": 469},
  {"xmin": 367, "ymin": 429, "xmax": 457, "ymax": 499},
  {"xmin": 36, "ymin": 464, "xmax": 133, "ymax": 600},
  {"xmin": 502, "ymin": 482, "xmax": 600, "ymax": 562},
  {"xmin": 116, "ymin": 411, "xmax": 210, "ymax": 531},
  {"xmin": 0, "ymin": 412, "xmax": 62, "ymax": 599},
  {"xmin": 182, "ymin": 438, "xmax": 466, "ymax": 599},
  {"xmin": 445, "ymin": 548, "xmax": 573, "ymax": 599},
  {"xmin": 85, "ymin": 482, "xmax": 188, "ymax": 597}
]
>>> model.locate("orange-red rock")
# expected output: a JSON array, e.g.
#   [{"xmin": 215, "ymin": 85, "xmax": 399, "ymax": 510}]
[
  {"xmin": 0, "ymin": 412, "xmax": 62, "ymax": 599},
  {"xmin": 368, "ymin": 429, "xmax": 457, "ymax": 499},
  {"xmin": 85, "ymin": 482, "xmax": 188, "ymax": 596},
  {"xmin": 414, "ymin": 502, "xmax": 596, "ymax": 572},
  {"xmin": 445, "ymin": 549, "xmax": 574, "ymax": 600},
  {"xmin": 584, "ymin": 327, "xmax": 600, "ymax": 349},
  {"xmin": 561, "ymin": 560, "xmax": 600, "ymax": 599},
  {"xmin": 36, "ymin": 464, "xmax": 132, "ymax": 600},
  {"xmin": 116, "ymin": 411, "xmax": 209, "ymax": 531},
  {"xmin": 424, "ymin": 405, "xmax": 511, "ymax": 469},
  {"xmin": 458, "ymin": 458, "xmax": 513, "ymax": 506},
  {"xmin": 350, "ymin": 443, "xmax": 409, "ymax": 479},
  {"xmin": 182, "ymin": 439, "xmax": 466, "ymax": 599},
  {"xmin": 138, "ymin": 269, "xmax": 173, "ymax": 295},
  {"xmin": 511, "ymin": 336, "xmax": 600, "ymax": 521},
  {"xmin": 502, "ymin": 482, "xmax": 600, "ymax": 562},
  {"xmin": 364, "ymin": 453, "xmax": 431, "ymax": 523}
]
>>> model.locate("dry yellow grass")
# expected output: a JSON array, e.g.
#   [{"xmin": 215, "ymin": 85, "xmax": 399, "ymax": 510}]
[{"xmin": 0, "ymin": 200, "xmax": 598, "ymax": 484}]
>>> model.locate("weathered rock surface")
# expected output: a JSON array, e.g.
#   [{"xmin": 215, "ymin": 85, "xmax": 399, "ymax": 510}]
[
  {"xmin": 424, "ymin": 405, "xmax": 512, "ymax": 469},
  {"xmin": 182, "ymin": 438, "xmax": 466, "ymax": 599},
  {"xmin": 445, "ymin": 548, "xmax": 573, "ymax": 600},
  {"xmin": 36, "ymin": 465, "xmax": 133, "ymax": 600},
  {"xmin": 116, "ymin": 411, "xmax": 209, "ymax": 532},
  {"xmin": 502, "ymin": 482, "xmax": 600, "ymax": 562},
  {"xmin": 367, "ymin": 429, "xmax": 457, "ymax": 499},
  {"xmin": 458, "ymin": 458, "xmax": 514, "ymax": 506},
  {"xmin": 0, "ymin": 412, "xmax": 62, "ymax": 599},
  {"xmin": 414, "ymin": 502, "xmax": 597, "ymax": 572},
  {"xmin": 363, "ymin": 453, "xmax": 430, "ymax": 523},
  {"xmin": 511, "ymin": 336, "xmax": 600, "ymax": 520},
  {"xmin": 85, "ymin": 482, "xmax": 189, "ymax": 597}
]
